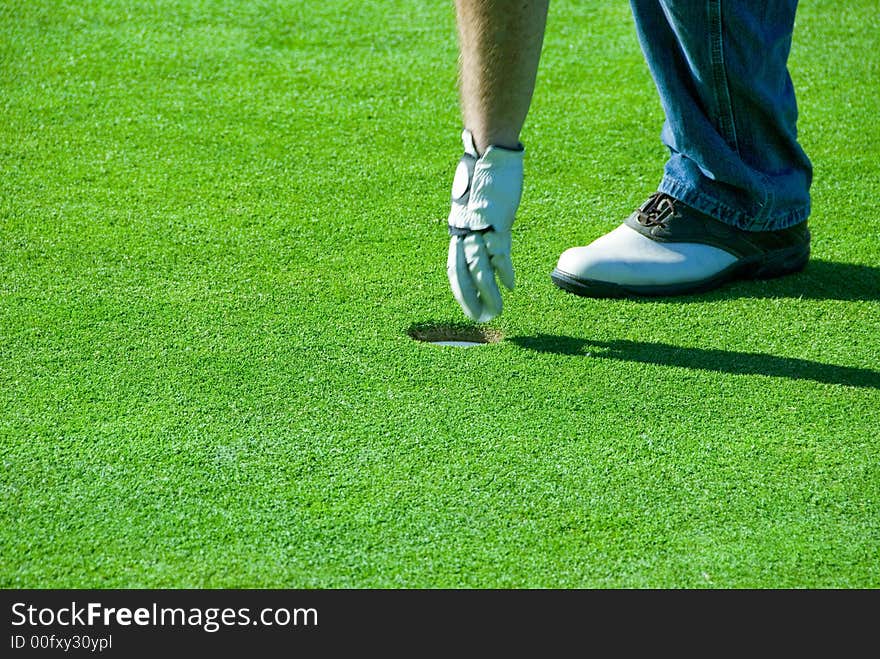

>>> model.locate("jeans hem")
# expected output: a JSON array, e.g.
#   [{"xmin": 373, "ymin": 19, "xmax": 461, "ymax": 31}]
[{"xmin": 658, "ymin": 176, "xmax": 810, "ymax": 232}]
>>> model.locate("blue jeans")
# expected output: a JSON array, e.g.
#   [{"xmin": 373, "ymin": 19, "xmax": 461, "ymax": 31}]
[{"xmin": 630, "ymin": 0, "xmax": 812, "ymax": 231}]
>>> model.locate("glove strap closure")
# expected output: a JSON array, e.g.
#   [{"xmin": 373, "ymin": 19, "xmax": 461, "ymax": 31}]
[{"xmin": 448, "ymin": 225, "xmax": 491, "ymax": 238}]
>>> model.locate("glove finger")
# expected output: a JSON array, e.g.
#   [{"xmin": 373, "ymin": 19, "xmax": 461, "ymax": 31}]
[
  {"xmin": 483, "ymin": 230, "xmax": 515, "ymax": 291},
  {"xmin": 492, "ymin": 253, "xmax": 515, "ymax": 291},
  {"xmin": 447, "ymin": 236, "xmax": 484, "ymax": 322},
  {"xmin": 463, "ymin": 233, "xmax": 503, "ymax": 322}
]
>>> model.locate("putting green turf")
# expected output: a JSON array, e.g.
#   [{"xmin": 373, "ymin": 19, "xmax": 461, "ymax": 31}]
[{"xmin": 2, "ymin": 0, "xmax": 878, "ymax": 588}]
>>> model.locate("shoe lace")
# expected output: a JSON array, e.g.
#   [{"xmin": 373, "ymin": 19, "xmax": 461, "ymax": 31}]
[{"xmin": 635, "ymin": 192, "xmax": 677, "ymax": 227}]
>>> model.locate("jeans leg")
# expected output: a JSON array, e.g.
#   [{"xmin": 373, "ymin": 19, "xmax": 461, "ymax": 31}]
[{"xmin": 629, "ymin": 0, "xmax": 812, "ymax": 231}]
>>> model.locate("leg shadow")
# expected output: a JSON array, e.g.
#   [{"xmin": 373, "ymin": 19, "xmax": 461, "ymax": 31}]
[{"xmin": 511, "ymin": 335, "xmax": 880, "ymax": 389}]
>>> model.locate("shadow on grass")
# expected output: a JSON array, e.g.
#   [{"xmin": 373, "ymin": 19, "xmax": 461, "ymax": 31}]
[
  {"xmin": 601, "ymin": 259, "xmax": 880, "ymax": 302},
  {"xmin": 511, "ymin": 336, "xmax": 880, "ymax": 389}
]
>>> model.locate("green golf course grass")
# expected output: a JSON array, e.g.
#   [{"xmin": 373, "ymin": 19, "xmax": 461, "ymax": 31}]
[{"xmin": 2, "ymin": 0, "xmax": 878, "ymax": 588}]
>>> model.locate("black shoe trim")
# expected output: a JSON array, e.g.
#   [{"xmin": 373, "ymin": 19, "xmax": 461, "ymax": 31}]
[{"xmin": 624, "ymin": 193, "xmax": 811, "ymax": 260}]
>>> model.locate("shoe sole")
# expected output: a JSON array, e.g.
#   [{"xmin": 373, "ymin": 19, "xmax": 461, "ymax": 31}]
[{"xmin": 550, "ymin": 244, "xmax": 810, "ymax": 298}]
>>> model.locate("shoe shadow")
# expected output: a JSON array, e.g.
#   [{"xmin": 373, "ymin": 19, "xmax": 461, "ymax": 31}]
[
  {"xmin": 510, "ymin": 336, "xmax": 880, "ymax": 389},
  {"xmin": 607, "ymin": 259, "xmax": 880, "ymax": 302}
]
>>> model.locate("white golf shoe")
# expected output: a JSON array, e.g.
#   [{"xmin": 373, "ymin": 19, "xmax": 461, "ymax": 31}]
[{"xmin": 551, "ymin": 192, "xmax": 810, "ymax": 297}]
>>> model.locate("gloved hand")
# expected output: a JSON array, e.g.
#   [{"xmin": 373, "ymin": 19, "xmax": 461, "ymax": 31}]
[{"xmin": 447, "ymin": 129, "xmax": 525, "ymax": 323}]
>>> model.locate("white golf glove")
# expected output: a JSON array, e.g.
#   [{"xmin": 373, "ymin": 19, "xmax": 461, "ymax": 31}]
[{"xmin": 447, "ymin": 129, "xmax": 525, "ymax": 323}]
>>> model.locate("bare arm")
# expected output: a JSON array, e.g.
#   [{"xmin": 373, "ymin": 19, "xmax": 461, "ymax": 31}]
[{"xmin": 454, "ymin": 0, "xmax": 550, "ymax": 153}]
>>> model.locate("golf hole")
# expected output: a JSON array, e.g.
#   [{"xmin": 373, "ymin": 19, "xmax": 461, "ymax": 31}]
[{"xmin": 408, "ymin": 323, "xmax": 503, "ymax": 348}]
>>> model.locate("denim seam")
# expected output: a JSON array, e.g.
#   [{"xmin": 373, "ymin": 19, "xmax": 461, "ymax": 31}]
[
  {"xmin": 708, "ymin": 0, "xmax": 738, "ymax": 152},
  {"xmin": 709, "ymin": 0, "xmax": 774, "ymax": 225}
]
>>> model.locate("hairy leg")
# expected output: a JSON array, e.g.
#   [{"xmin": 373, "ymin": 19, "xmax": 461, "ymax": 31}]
[{"xmin": 454, "ymin": 0, "xmax": 550, "ymax": 153}]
